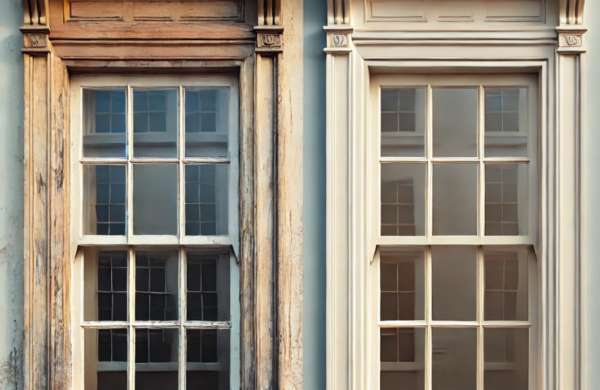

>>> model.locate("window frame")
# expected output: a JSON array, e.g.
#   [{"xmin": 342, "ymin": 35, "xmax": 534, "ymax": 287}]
[{"xmin": 69, "ymin": 74, "xmax": 242, "ymax": 390}]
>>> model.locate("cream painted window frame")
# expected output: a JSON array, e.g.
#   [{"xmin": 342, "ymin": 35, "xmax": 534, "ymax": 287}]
[
  {"xmin": 69, "ymin": 74, "xmax": 241, "ymax": 390},
  {"xmin": 368, "ymin": 73, "xmax": 540, "ymax": 390}
]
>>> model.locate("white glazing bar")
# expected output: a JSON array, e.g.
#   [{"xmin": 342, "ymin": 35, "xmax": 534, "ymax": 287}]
[
  {"xmin": 426, "ymin": 86, "xmax": 433, "ymax": 238},
  {"xmin": 80, "ymin": 322, "xmax": 129, "ymax": 329},
  {"xmin": 477, "ymin": 246, "xmax": 484, "ymax": 390},
  {"xmin": 129, "ymin": 158, "xmax": 180, "ymax": 164},
  {"xmin": 179, "ymin": 86, "xmax": 186, "ymax": 242},
  {"xmin": 182, "ymin": 158, "xmax": 231, "ymax": 164},
  {"xmin": 378, "ymin": 157, "xmax": 530, "ymax": 163},
  {"xmin": 178, "ymin": 248, "xmax": 186, "ymax": 390},
  {"xmin": 375, "ymin": 235, "xmax": 534, "ymax": 247},
  {"xmin": 128, "ymin": 246, "xmax": 136, "ymax": 390},
  {"xmin": 378, "ymin": 321, "xmax": 428, "ymax": 328},
  {"xmin": 479, "ymin": 86, "xmax": 485, "ymax": 238},
  {"xmin": 80, "ymin": 158, "xmax": 129, "ymax": 164},
  {"xmin": 127, "ymin": 85, "xmax": 134, "ymax": 240},
  {"xmin": 425, "ymin": 246, "xmax": 432, "ymax": 390}
]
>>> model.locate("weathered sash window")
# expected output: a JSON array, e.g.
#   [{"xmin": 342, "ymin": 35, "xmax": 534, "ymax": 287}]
[
  {"xmin": 71, "ymin": 75, "xmax": 240, "ymax": 390},
  {"xmin": 370, "ymin": 74, "xmax": 539, "ymax": 390}
]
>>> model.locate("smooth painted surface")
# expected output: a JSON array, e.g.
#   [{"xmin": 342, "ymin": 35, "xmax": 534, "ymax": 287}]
[
  {"xmin": 0, "ymin": 0, "xmax": 24, "ymax": 388},
  {"xmin": 303, "ymin": 0, "xmax": 327, "ymax": 387},
  {"xmin": 585, "ymin": 1, "xmax": 600, "ymax": 388}
]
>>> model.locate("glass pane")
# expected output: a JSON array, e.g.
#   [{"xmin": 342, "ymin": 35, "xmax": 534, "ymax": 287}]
[
  {"xmin": 484, "ymin": 328, "xmax": 529, "ymax": 390},
  {"xmin": 432, "ymin": 247, "xmax": 477, "ymax": 321},
  {"xmin": 432, "ymin": 328, "xmax": 477, "ymax": 390},
  {"xmin": 484, "ymin": 248, "xmax": 529, "ymax": 321},
  {"xmin": 381, "ymin": 163, "xmax": 425, "ymax": 236},
  {"xmin": 85, "ymin": 250, "xmax": 128, "ymax": 322},
  {"xmin": 187, "ymin": 249, "xmax": 230, "ymax": 321},
  {"xmin": 83, "ymin": 89, "xmax": 126, "ymax": 158},
  {"xmin": 432, "ymin": 164, "xmax": 477, "ymax": 235},
  {"xmin": 485, "ymin": 164, "xmax": 528, "ymax": 236},
  {"xmin": 135, "ymin": 250, "xmax": 179, "ymax": 321},
  {"xmin": 133, "ymin": 89, "xmax": 178, "ymax": 158},
  {"xmin": 485, "ymin": 88, "xmax": 528, "ymax": 158},
  {"xmin": 85, "ymin": 328, "xmax": 128, "ymax": 390},
  {"xmin": 185, "ymin": 165, "xmax": 229, "ymax": 236},
  {"xmin": 432, "ymin": 88, "xmax": 478, "ymax": 157},
  {"xmin": 187, "ymin": 329, "xmax": 230, "ymax": 389},
  {"xmin": 380, "ymin": 328, "xmax": 425, "ymax": 390},
  {"xmin": 135, "ymin": 328, "xmax": 178, "ymax": 390},
  {"xmin": 380, "ymin": 248, "xmax": 425, "ymax": 321},
  {"xmin": 381, "ymin": 87, "xmax": 426, "ymax": 157},
  {"xmin": 83, "ymin": 165, "xmax": 126, "ymax": 236},
  {"xmin": 133, "ymin": 164, "xmax": 178, "ymax": 235},
  {"xmin": 185, "ymin": 88, "xmax": 230, "ymax": 158}
]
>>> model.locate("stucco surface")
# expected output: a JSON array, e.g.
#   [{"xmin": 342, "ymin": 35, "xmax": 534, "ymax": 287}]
[{"xmin": 0, "ymin": 0, "xmax": 24, "ymax": 388}]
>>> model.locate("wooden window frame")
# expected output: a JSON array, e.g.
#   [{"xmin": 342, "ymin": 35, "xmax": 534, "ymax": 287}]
[{"xmin": 324, "ymin": 0, "xmax": 589, "ymax": 385}]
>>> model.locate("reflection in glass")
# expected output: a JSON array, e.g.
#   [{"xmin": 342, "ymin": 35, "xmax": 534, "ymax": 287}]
[
  {"xmin": 433, "ymin": 163, "xmax": 477, "ymax": 235},
  {"xmin": 432, "ymin": 88, "xmax": 478, "ymax": 157},
  {"xmin": 432, "ymin": 247, "xmax": 477, "ymax": 321},
  {"xmin": 133, "ymin": 89, "xmax": 178, "ymax": 158},
  {"xmin": 381, "ymin": 163, "xmax": 426, "ymax": 236},
  {"xmin": 187, "ymin": 329, "xmax": 230, "ymax": 389},
  {"xmin": 133, "ymin": 164, "xmax": 178, "ymax": 235},
  {"xmin": 85, "ymin": 250, "xmax": 128, "ymax": 322},
  {"xmin": 185, "ymin": 88, "xmax": 230, "ymax": 158},
  {"xmin": 485, "ymin": 164, "xmax": 528, "ymax": 236},
  {"xmin": 83, "ymin": 89, "xmax": 126, "ymax": 158},
  {"xmin": 485, "ymin": 88, "xmax": 528, "ymax": 158},
  {"xmin": 484, "ymin": 328, "xmax": 529, "ymax": 390},
  {"xmin": 380, "ymin": 248, "xmax": 424, "ymax": 321},
  {"xmin": 135, "ymin": 250, "xmax": 178, "ymax": 321},
  {"xmin": 380, "ymin": 328, "xmax": 425, "ymax": 390},
  {"xmin": 380, "ymin": 88, "xmax": 426, "ymax": 157},
  {"xmin": 85, "ymin": 328, "xmax": 128, "ymax": 390},
  {"xmin": 432, "ymin": 328, "xmax": 477, "ymax": 390},
  {"xmin": 83, "ymin": 165, "xmax": 126, "ymax": 236},
  {"xmin": 485, "ymin": 248, "xmax": 528, "ymax": 321},
  {"xmin": 135, "ymin": 328, "xmax": 178, "ymax": 390},
  {"xmin": 187, "ymin": 249, "xmax": 230, "ymax": 321},
  {"xmin": 185, "ymin": 165, "xmax": 229, "ymax": 236}
]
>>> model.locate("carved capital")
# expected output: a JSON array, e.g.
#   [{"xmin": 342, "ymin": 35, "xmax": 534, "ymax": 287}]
[
  {"xmin": 21, "ymin": 32, "xmax": 49, "ymax": 55},
  {"xmin": 324, "ymin": 26, "xmax": 353, "ymax": 54},
  {"xmin": 255, "ymin": 26, "xmax": 284, "ymax": 54},
  {"xmin": 557, "ymin": 27, "xmax": 587, "ymax": 54}
]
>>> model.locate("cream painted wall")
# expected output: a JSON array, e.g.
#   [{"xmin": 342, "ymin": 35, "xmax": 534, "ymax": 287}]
[{"xmin": 0, "ymin": 0, "xmax": 24, "ymax": 388}]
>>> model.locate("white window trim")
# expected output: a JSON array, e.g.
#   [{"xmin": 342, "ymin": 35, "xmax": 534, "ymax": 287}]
[
  {"xmin": 69, "ymin": 74, "xmax": 241, "ymax": 390},
  {"xmin": 324, "ymin": 37, "xmax": 584, "ymax": 388}
]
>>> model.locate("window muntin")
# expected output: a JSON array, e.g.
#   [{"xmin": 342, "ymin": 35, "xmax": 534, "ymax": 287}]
[
  {"xmin": 72, "ymin": 75, "xmax": 240, "ymax": 390},
  {"xmin": 370, "ymin": 74, "xmax": 538, "ymax": 390}
]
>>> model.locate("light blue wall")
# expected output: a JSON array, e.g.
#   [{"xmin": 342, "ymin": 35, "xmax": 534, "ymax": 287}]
[
  {"xmin": 303, "ymin": 0, "xmax": 327, "ymax": 388},
  {"xmin": 584, "ymin": 1, "xmax": 600, "ymax": 388},
  {"xmin": 0, "ymin": 0, "xmax": 24, "ymax": 389}
]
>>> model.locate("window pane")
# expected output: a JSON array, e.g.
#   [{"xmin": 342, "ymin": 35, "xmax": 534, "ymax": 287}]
[
  {"xmin": 135, "ymin": 328, "xmax": 178, "ymax": 390},
  {"xmin": 85, "ymin": 250, "xmax": 128, "ymax": 322},
  {"xmin": 185, "ymin": 165, "xmax": 229, "ymax": 236},
  {"xmin": 85, "ymin": 328, "xmax": 128, "ymax": 390},
  {"xmin": 485, "ymin": 88, "xmax": 528, "ymax": 158},
  {"xmin": 432, "ymin": 164, "xmax": 477, "ymax": 235},
  {"xmin": 381, "ymin": 88, "xmax": 426, "ymax": 157},
  {"xmin": 135, "ymin": 250, "xmax": 179, "ymax": 321},
  {"xmin": 83, "ymin": 89, "xmax": 127, "ymax": 158},
  {"xmin": 83, "ymin": 165, "xmax": 127, "ymax": 236},
  {"xmin": 133, "ymin": 164, "xmax": 178, "ymax": 235},
  {"xmin": 381, "ymin": 163, "xmax": 425, "ymax": 236},
  {"xmin": 187, "ymin": 249, "xmax": 230, "ymax": 321},
  {"xmin": 485, "ymin": 164, "xmax": 528, "ymax": 236},
  {"xmin": 432, "ymin": 88, "xmax": 478, "ymax": 157},
  {"xmin": 380, "ymin": 248, "xmax": 424, "ymax": 321},
  {"xmin": 187, "ymin": 329, "xmax": 230, "ymax": 389},
  {"xmin": 432, "ymin": 247, "xmax": 477, "ymax": 321},
  {"xmin": 133, "ymin": 89, "xmax": 178, "ymax": 158},
  {"xmin": 185, "ymin": 88, "xmax": 230, "ymax": 158},
  {"xmin": 484, "ymin": 328, "xmax": 529, "ymax": 390},
  {"xmin": 484, "ymin": 248, "xmax": 528, "ymax": 321},
  {"xmin": 380, "ymin": 328, "xmax": 425, "ymax": 390},
  {"xmin": 432, "ymin": 328, "xmax": 477, "ymax": 390}
]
